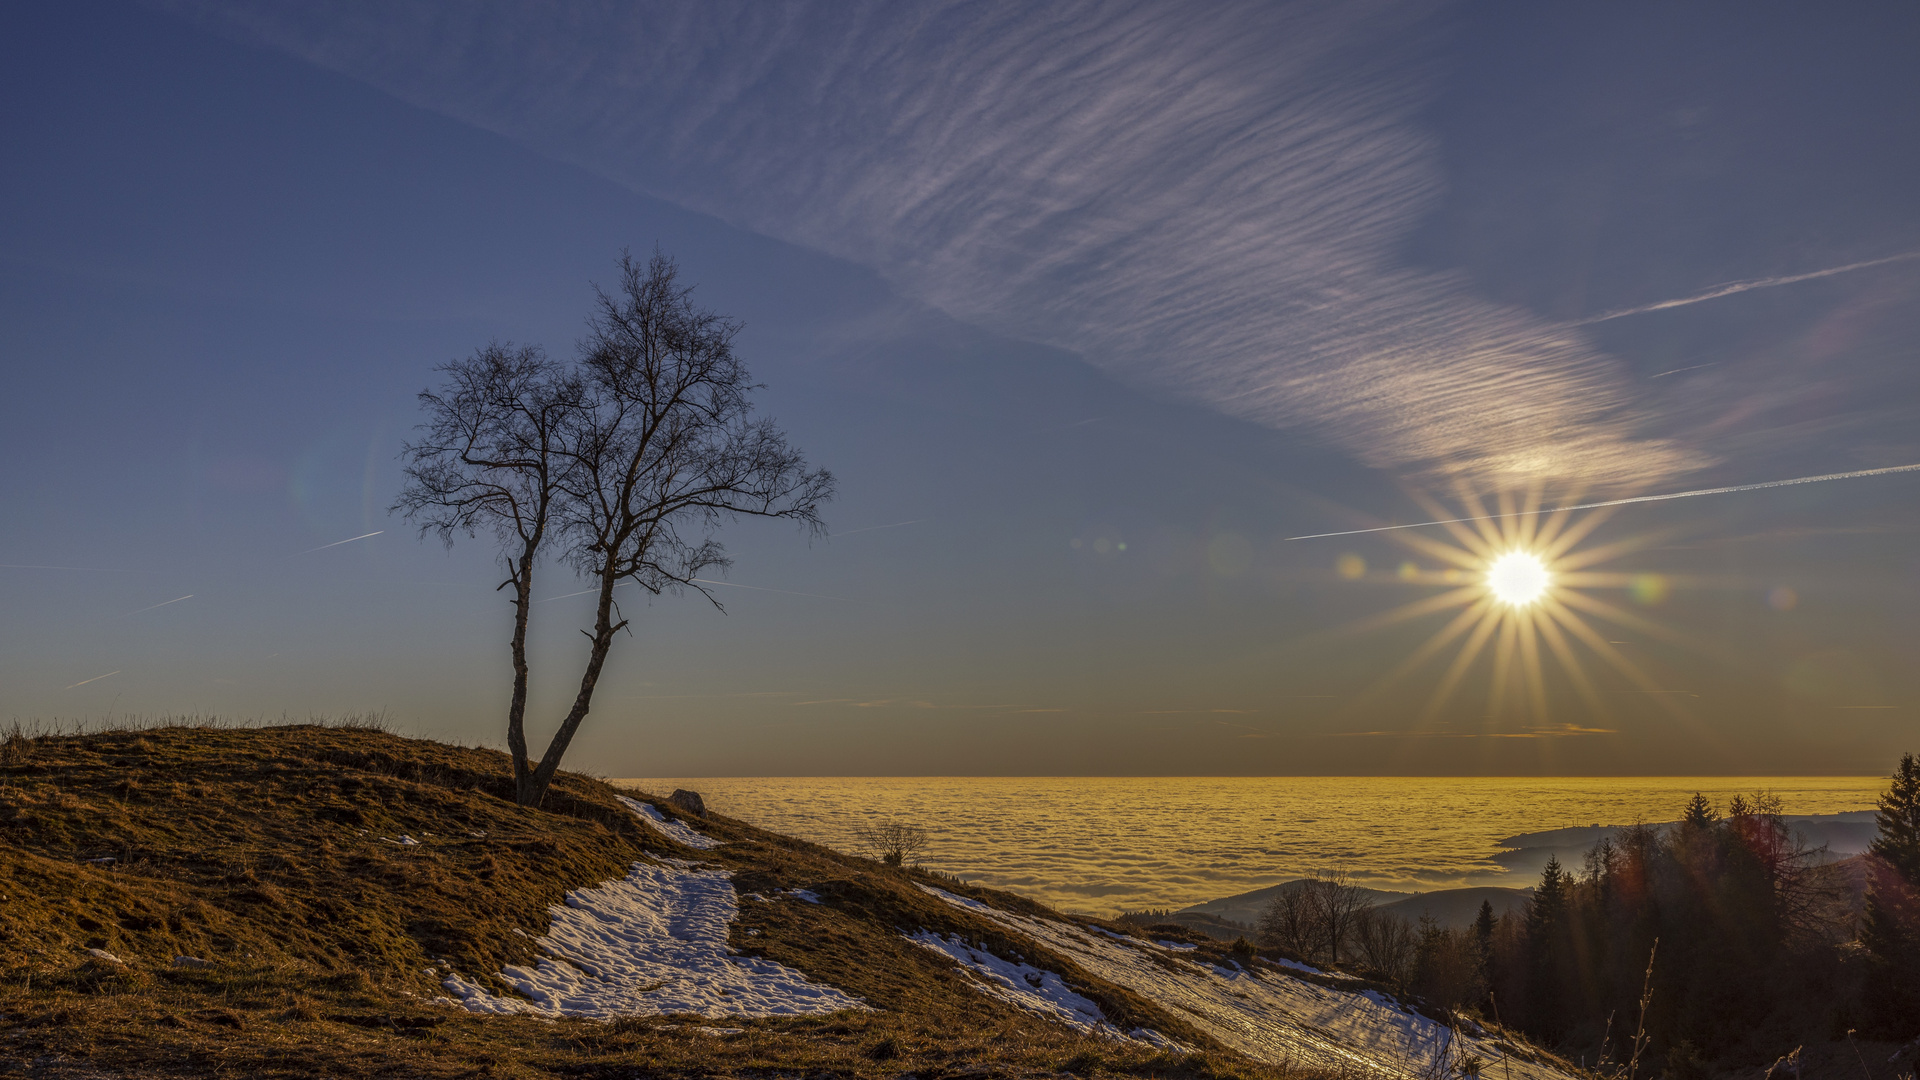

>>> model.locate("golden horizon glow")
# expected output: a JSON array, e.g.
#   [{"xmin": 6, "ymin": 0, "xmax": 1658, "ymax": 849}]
[{"xmin": 1486, "ymin": 550, "xmax": 1551, "ymax": 607}]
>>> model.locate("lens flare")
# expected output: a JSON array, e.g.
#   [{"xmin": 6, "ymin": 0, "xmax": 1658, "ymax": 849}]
[{"xmin": 1486, "ymin": 551, "xmax": 1550, "ymax": 607}]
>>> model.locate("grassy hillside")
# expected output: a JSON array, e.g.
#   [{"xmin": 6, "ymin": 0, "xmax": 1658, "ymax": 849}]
[{"xmin": 0, "ymin": 723, "xmax": 1317, "ymax": 1079}]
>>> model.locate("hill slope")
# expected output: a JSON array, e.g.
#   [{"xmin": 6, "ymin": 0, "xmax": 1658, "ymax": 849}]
[{"xmin": 0, "ymin": 725, "xmax": 1566, "ymax": 1079}]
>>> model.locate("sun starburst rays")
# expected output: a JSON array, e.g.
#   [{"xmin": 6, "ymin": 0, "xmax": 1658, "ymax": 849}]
[{"xmin": 1333, "ymin": 484, "xmax": 1696, "ymax": 739}]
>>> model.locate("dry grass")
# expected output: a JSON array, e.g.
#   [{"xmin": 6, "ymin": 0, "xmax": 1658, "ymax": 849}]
[{"xmin": 0, "ymin": 724, "xmax": 1337, "ymax": 1079}]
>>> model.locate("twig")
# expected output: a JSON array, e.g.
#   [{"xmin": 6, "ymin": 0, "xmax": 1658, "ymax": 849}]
[
  {"xmin": 1847, "ymin": 1031, "xmax": 1873, "ymax": 1080},
  {"xmin": 1489, "ymin": 991, "xmax": 1513, "ymax": 1080},
  {"xmin": 1626, "ymin": 939, "xmax": 1657, "ymax": 1080},
  {"xmin": 1597, "ymin": 1009, "xmax": 1619, "ymax": 1079}
]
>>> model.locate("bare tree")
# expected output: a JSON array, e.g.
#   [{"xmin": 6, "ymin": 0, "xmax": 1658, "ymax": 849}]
[
  {"xmin": 1259, "ymin": 885, "xmax": 1316, "ymax": 958},
  {"xmin": 521, "ymin": 250, "xmax": 833, "ymax": 807},
  {"xmin": 856, "ymin": 819, "xmax": 930, "ymax": 867},
  {"xmin": 395, "ymin": 344, "xmax": 579, "ymax": 804},
  {"xmin": 1305, "ymin": 870, "xmax": 1373, "ymax": 965},
  {"xmin": 1350, "ymin": 905, "xmax": 1416, "ymax": 984},
  {"xmin": 396, "ymin": 252, "xmax": 832, "ymax": 808},
  {"xmin": 1260, "ymin": 873, "xmax": 1374, "ymax": 966}
]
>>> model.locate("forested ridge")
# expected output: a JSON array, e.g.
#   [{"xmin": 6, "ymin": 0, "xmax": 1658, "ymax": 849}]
[{"xmin": 1260, "ymin": 754, "xmax": 1920, "ymax": 1073}]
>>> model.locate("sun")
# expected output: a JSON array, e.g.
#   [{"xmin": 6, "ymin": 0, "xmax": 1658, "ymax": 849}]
[
  {"xmin": 1327, "ymin": 482, "xmax": 1695, "ymax": 734},
  {"xmin": 1486, "ymin": 550, "xmax": 1551, "ymax": 607}
]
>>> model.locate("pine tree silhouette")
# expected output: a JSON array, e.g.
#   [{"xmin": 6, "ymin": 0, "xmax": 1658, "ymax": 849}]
[
  {"xmin": 1681, "ymin": 792, "xmax": 1718, "ymax": 830},
  {"xmin": 1871, "ymin": 753, "xmax": 1920, "ymax": 880},
  {"xmin": 1861, "ymin": 753, "xmax": 1920, "ymax": 1037}
]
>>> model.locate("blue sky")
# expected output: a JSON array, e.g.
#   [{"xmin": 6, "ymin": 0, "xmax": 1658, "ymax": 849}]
[{"xmin": 3, "ymin": 1, "xmax": 1917, "ymax": 775}]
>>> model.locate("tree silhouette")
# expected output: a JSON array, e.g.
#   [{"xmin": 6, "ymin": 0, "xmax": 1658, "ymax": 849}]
[
  {"xmin": 396, "ymin": 252, "xmax": 832, "ymax": 807},
  {"xmin": 396, "ymin": 345, "xmax": 580, "ymax": 804},
  {"xmin": 1861, "ymin": 753, "xmax": 1920, "ymax": 1036},
  {"xmin": 855, "ymin": 819, "xmax": 929, "ymax": 867}
]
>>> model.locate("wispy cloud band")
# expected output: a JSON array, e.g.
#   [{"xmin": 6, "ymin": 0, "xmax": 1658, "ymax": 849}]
[{"xmin": 168, "ymin": 0, "xmax": 1704, "ymax": 484}]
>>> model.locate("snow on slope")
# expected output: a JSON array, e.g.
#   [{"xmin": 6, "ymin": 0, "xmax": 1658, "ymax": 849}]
[
  {"xmin": 919, "ymin": 887, "xmax": 1572, "ymax": 1080},
  {"xmin": 905, "ymin": 931, "xmax": 1185, "ymax": 1050},
  {"xmin": 443, "ymin": 805, "xmax": 864, "ymax": 1018},
  {"xmin": 619, "ymin": 795, "xmax": 723, "ymax": 849},
  {"xmin": 905, "ymin": 931, "xmax": 1109, "ymax": 1032}
]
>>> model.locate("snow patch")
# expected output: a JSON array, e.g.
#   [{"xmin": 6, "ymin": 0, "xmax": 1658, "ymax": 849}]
[
  {"xmin": 904, "ymin": 930, "xmax": 1107, "ymax": 1033},
  {"xmin": 921, "ymin": 885, "xmax": 992, "ymax": 912},
  {"xmin": 917, "ymin": 885, "xmax": 1570, "ymax": 1080},
  {"xmin": 1130, "ymin": 1026, "xmax": 1186, "ymax": 1051},
  {"xmin": 444, "ymin": 800, "xmax": 860, "ymax": 1019},
  {"xmin": 620, "ymin": 796, "xmax": 722, "ymax": 849},
  {"xmin": 785, "ymin": 889, "xmax": 823, "ymax": 904},
  {"xmin": 903, "ymin": 929, "xmax": 1183, "ymax": 1052},
  {"xmin": 445, "ymin": 855, "xmax": 866, "ymax": 1019},
  {"xmin": 1155, "ymin": 940, "xmax": 1200, "ymax": 951}
]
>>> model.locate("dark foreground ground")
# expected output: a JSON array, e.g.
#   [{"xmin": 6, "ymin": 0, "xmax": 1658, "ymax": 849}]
[
  {"xmin": 3, "ymin": 724, "xmax": 1912, "ymax": 1080},
  {"xmin": 0, "ymin": 723, "xmax": 1327, "ymax": 1080}
]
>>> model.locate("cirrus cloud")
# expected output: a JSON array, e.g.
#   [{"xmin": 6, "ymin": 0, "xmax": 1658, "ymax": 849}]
[{"xmin": 161, "ymin": 0, "xmax": 1702, "ymax": 485}]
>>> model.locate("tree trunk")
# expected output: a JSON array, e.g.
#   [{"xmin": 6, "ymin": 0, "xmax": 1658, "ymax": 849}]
[
  {"xmin": 505, "ymin": 547, "xmax": 537, "ymax": 805},
  {"xmin": 520, "ymin": 566, "xmax": 624, "ymax": 807}
]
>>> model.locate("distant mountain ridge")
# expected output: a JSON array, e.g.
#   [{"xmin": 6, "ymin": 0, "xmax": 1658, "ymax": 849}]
[
  {"xmin": 1492, "ymin": 811, "xmax": 1879, "ymax": 880},
  {"xmin": 1175, "ymin": 881, "xmax": 1530, "ymax": 935},
  {"xmin": 1172, "ymin": 809, "xmax": 1879, "ymax": 938}
]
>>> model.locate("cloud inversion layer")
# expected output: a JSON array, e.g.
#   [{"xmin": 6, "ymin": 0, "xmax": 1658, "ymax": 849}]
[{"xmin": 170, "ymin": 0, "xmax": 1700, "ymax": 484}]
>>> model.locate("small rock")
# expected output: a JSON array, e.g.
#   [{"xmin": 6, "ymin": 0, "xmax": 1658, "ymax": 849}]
[
  {"xmin": 173, "ymin": 955, "xmax": 214, "ymax": 969},
  {"xmin": 668, "ymin": 789, "xmax": 707, "ymax": 817},
  {"xmin": 86, "ymin": 948, "xmax": 123, "ymax": 964}
]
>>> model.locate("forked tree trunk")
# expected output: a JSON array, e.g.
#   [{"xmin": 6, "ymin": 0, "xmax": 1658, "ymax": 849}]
[{"xmin": 519, "ymin": 566, "xmax": 624, "ymax": 807}]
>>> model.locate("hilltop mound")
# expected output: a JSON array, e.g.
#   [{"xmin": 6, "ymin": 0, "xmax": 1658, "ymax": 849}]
[{"xmin": 0, "ymin": 725, "xmax": 1565, "ymax": 1079}]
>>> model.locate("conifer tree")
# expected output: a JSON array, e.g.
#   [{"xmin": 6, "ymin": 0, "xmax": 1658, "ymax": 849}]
[
  {"xmin": 1861, "ymin": 753, "xmax": 1920, "ymax": 1037},
  {"xmin": 1472, "ymin": 897, "xmax": 1497, "ymax": 1011},
  {"xmin": 1474, "ymin": 898, "xmax": 1496, "ymax": 962},
  {"xmin": 1871, "ymin": 753, "xmax": 1920, "ymax": 881},
  {"xmin": 1523, "ymin": 857, "xmax": 1570, "ymax": 1034},
  {"xmin": 1528, "ymin": 856, "xmax": 1568, "ymax": 935},
  {"xmin": 1681, "ymin": 792, "xmax": 1718, "ymax": 830}
]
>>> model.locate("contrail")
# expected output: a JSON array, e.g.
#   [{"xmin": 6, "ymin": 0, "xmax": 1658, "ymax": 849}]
[
  {"xmin": 0, "ymin": 563, "xmax": 133, "ymax": 572},
  {"xmin": 535, "ymin": 578, "xmax": 860, "ymax": 604},
  {"xmin": 65, "ymin": 670, "xmax": 121, "ymax": 690},
  {"xmin": 691, "ymin": 578, "xmax": 861, "ymax": 603},
  {"xmin": 124, "ymin": 594, "xmax": 194, "ymax": 615},
  {"xmin": 831, "ymin": 519, "xmax": 924, "ymax": 537},
  {"xmin": 1647, "ymin": 363, "xmax": 1718, "ymax": 380},
  {"xmin": 533, "ymin": 581, "xmax": 634, "ymax": 605},
  {"xmin": 1288, "ymin": 462, "xmax": 1920, "ymax": 541},
  {"xmin": 1575, "ymin": 251, "xmax": 1920, "ymax": 325},
  {"xmin": 295, "ymin": 530, "xmax": 384, "ymax": 555}
]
